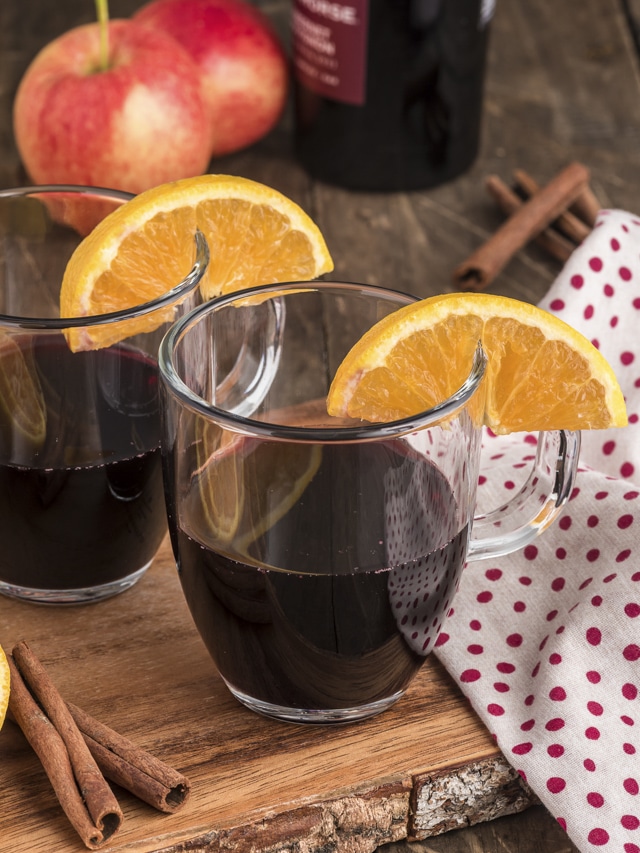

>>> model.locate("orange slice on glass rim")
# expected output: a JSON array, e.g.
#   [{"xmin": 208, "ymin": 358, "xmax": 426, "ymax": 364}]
[
  {"xmin": 327, "ymin": 292, "xmax": 628, "ymax": 434},
  {"xmin": 60, "ymin": 174, "xmax": 334, "ymax": 350}
]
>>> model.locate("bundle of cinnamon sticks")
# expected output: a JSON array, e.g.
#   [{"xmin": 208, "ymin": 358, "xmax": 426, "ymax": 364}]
[
  {"xmin": 7, "ymin": 641, "xmax": 191, "ymax": 850},
  {"xmin": 453, "ymin": 161, "xmax": 601, "ymax": 291}
]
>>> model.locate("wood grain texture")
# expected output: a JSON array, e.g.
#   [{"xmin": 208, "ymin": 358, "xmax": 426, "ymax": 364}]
[
  {"xmin": 0, "ymin": 539, "xmax": 534, "ymax": 853},
  {"xmin": 381, "ymin": 805, "xmax": 578, "ymax": 853},
  {"xmin": 2, "ymin": 0, "xmax": 640, "ymax": 307},
  {"xmin": 410, "ymin": 758, "xmax": 537, "ymax": 839},
  {"xmin": 1, "ymin": 0, "xmax": 639, "ymax": 851}
]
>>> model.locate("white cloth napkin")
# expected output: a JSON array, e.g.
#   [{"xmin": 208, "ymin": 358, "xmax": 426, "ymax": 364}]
[{"xmin": 435, "ymin": 210, "xmax": 640, "ymax": 853}]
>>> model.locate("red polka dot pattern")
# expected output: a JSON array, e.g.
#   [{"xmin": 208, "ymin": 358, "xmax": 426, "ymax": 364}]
[
  {"xmin": 435, "ymin": 209, "xmax": 640, "ymax": 853},
  {"xmin": 539, "ymin": 210, "xmax": 640, "ymax": 482}
]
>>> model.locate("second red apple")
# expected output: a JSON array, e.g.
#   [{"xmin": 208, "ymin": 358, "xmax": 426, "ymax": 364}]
[{"xmin": 134, "ymin": 0, "xmax": 289, "ymax": 158}]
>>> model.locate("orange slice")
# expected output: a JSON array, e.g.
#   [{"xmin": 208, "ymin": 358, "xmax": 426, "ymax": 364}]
[
  {"xmin": 0, "ymin": 643, "xmax": 9, "ymax": 731},
  {"xmin": 189, "ymin": 422, "xmax": 322, "ymax": 555},
  {"xmin": 236, "ymin": 441, "xmax": 323, "ymax": 555},
  {"xmin": 60, "ymin": 174, "xmax": 334, "ymax": 350},
  {"xmin": 0, "ymin": 334, "xmax": 46, "ymax": 450},
  {"xmin": 327, "ymin": 292, "xmax": 628, "ymax": 434},
  {"xmin": 193, "ymin": 423, "xmax": 246, "ymax": 544}
]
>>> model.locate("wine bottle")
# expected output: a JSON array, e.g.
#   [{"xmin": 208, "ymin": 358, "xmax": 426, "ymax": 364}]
[{"xmin": 292, "ymin": 0, "xmax": 494, "ymax": 192}]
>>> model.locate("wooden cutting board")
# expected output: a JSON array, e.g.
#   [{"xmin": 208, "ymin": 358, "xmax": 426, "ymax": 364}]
[{"xmin": 0, "ymin": 538, "xmax": 534, "ymax": 853}]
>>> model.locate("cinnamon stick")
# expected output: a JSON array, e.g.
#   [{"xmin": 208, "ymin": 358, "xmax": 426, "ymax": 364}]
[
  {"xmin": 513, "ymin": 168, "xmax": 592, "ymax": 244},
  {"xmin": 8, "ymin": 645, "xmax": 123, "ymax": 850},
  {"xmin": 453, "ymin": 161, "xmax": 591, "ymax": 290},
  {"xmin": 485, "ymin": 175, "xmax": 575, "ymax": 263},
  {"xmin": 569, "ymin": 183, "xmax": 602, "ymax": 228},
  {"xmin": 67, "ymin": 702, "xmax": 191, "ymax": 813}
]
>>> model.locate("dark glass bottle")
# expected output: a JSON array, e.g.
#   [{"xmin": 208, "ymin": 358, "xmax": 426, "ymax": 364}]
[{"xmin": 292, "ymin": 0, "xmax": 493, "ymax": 192}]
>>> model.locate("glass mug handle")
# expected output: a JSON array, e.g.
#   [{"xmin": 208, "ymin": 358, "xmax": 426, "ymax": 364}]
[
  {"xmin": 211, "ymin": 295, "xmax": 286, "ymax": 418},
  {"xmin": 467, "ymin": 429, "xmax": 581, "ymax": 561}
]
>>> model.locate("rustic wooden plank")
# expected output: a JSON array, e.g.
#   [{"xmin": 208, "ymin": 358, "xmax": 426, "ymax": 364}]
[
  {"xmin": 381, "ymin": 805, "xmax": 577, "ymax": 853},
  {"xmin": 410, "ymin": 758, "xmax": 536, "ymax": 840},
  {"xmin": 0, "ymin": 539, "xmax": 535, "ymax": 853},
  {"xmin": 0, "ymin": 0, "xmax": 639, "ymax": 851},
  {"xmin": 4, "ymin": 0, "xmax": 640, "ymax": 306},
  {"xmin": 302, "ymin": 0, "xmax": 640, "ymax": 307}
]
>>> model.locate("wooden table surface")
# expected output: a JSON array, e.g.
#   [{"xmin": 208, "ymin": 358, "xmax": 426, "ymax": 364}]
[{"xmin": 2, "ymin": 0, "xmax": 640, "ymax": 851}]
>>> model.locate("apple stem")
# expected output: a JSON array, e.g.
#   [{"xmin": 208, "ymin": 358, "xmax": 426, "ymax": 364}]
[{"xmin": 95, "ymin": 0, "xmax": 110, "ymax": 72}]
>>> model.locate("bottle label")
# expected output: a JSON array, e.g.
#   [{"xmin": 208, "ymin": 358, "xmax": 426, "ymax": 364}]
[{"xmin": 292, "ymin": 0, "xmax": 369, "ymax": 105}]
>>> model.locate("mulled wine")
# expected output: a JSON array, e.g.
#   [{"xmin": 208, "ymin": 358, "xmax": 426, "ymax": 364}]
[
  {"xmin": 0, "ymin": 336, "xmax": 166, "ymax": 595},
  {"xmin": 174, "ymin": 440, "xmax": 468, "ymax": 713}
]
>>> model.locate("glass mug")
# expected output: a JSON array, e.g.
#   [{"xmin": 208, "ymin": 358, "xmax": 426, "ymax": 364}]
[
  {"xmin": 159, "ymin": 282, "xmax": 580, "ymax": 724},
  {"xmin": 0, "ymin": 185, "xmax": 208, "ymax": 604}
]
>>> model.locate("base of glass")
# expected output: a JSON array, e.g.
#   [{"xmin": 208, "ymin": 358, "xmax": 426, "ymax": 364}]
[
  {"xmin": 0, "ymin": 563, "xmax": 151, "ymax": 605},
  {"xmin": 225, "ymin": 681, "xmax": 406, "ymax": 725}
]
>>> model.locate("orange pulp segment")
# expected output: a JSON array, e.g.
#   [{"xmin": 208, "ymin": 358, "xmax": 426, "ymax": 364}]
[
  {"xmin": 60, "ymin": 174, "xmax": 333, "ymax": 350},
  {"xmin": 190, "ymin": 423, "xmax": 322, "ymax": 554},
  {"xmin": 327, "ymin": 292, "xmax": 628, "ymax": 434},
  {"xmin": 0, "ymin": 644, "xmax": 9, "ymax": 730}
]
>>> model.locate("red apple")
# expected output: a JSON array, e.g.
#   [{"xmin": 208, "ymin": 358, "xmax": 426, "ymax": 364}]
[
  {"xmin": 134, "ymin": 0, "xmax": 288, "ymax": 157},
  {"xmin": 13, "ymin": 19, "xmax": 212, "ymax": 195}
]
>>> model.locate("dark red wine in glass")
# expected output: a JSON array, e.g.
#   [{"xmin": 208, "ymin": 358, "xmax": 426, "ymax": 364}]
[
  {"xmin": 174, "ymin": 439, "xmax": 468, "ymax": 714},
  {"xmin": 0, "ymin": 336, "xmax": 166, "ymax": 597}
]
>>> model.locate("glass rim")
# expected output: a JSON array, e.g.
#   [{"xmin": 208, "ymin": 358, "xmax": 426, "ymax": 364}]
[
  {"xmin": 158, "ymin": 280, "xmax": 488, "ymax": 442},
  {"xmin": 0, "ymin": 184, "xmax": 209, "ymax": 330}
]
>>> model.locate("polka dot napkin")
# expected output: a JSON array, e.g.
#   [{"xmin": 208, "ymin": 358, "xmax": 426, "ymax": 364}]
[{"xmin": 434, "ymin": 210, "xmax": 640, "ymax": 853}]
